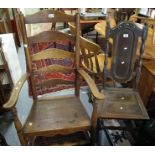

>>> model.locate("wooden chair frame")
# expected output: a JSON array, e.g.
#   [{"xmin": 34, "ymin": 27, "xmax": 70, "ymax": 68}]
[
  {"xmin": 3, "ymin": 9, "xmax": 104, "ymax": 146},
  {"xmin": 68, "ymin": 22, "xmax": 111, "ymax": 83},
  {"xmin": 95, "ymin": 15, "xmax": 150, "ymax": 145}
]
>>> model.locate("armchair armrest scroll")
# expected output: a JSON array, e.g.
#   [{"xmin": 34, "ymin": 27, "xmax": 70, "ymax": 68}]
[
  {"xmin": 78, "ymin": 69, "xmax": 105, "ymax": 100},
  {"xmin": 3, "ymin": 73, "xmax": 29, "ymax": 109}
]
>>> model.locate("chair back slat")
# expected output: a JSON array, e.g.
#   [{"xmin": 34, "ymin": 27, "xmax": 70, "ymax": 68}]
[
  {"xmin": 31, "ymin": 48, "xmax": 74, "ymax": 61},
  {"xmin": 33, "ymin": 65, "xmax": 74, "ymax": 75},
  {"xmin": 28, "ymin": 31, "xmax": 75, "ymax": 45}
]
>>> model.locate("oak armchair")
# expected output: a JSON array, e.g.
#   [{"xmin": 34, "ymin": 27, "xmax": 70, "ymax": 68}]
[{"xmin": 3, "ymin": 10, "xmax": 104, "ymax": 146}]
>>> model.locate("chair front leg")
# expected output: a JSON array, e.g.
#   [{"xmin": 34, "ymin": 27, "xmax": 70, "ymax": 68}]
[{"xmin": 91, "ymin": 98, "xmax": 98, "ymax": 145}]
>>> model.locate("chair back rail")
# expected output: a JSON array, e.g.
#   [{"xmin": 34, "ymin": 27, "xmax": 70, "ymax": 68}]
[
  {"xmin": 25, "ymin": 9, "xmax": 75, "ymax": 24},
  {"xmin": 18, "ymin": 10, "xmax": 80, "ymax": 98},
  {"xmin": 31, "ymin": 48, "xmax": 74, "ymax": 61},
  {"xmin": 28, "ymin": 31, "xmax": 75, "ymax": 45}
]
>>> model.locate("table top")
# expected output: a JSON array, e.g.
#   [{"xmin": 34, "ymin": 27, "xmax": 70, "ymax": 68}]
[
  {"xmin": 80, "ymin": 12, "xmax": 106, "ymax": 18},
  {"xmin": 80, "ymin": 19, "xmax": 103, "ymax": 24},
  {"xmin": 95, "ymin": 20, "xmax": 155, "ymax": 61},
  {"xmin": 80, "ymin": 18, "xmax": 104, "ymax": 32},
  {"xmin": 80, "ymin": 12, "xmax": 106, "ymax": 24}
]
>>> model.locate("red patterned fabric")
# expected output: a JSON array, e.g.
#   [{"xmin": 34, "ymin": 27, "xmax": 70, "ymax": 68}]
[{"xmin": 29, "ymin": 41, "xmax": 75, "ymax": 96}]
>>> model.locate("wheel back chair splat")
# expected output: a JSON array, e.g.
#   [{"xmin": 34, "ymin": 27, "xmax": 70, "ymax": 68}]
[
  {"xmin": 68, "ymin": 22, "xmax": 111, "ymax": 84},
  {"xmin": 3, "ymin": 10, "xmax": 104, "ymax": 145},
  {"xmin": 96, "ymin": 15, "xmax": 150, "ymax": 139}
]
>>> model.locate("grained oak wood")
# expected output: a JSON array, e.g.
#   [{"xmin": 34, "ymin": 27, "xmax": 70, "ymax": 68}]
[
  {"xmin": 68, "ymin": 22, "xmax": 77, "ymax": 36},
  {"xmin": 94, "ymin": 19, "xmax": 116, "ymax": 37},
  {"xmin": 3, "ymin": 10, "xmax": 101, "ymax": 145},
  {"xmin": 28, "ymin": 31, "xmax": 75, "ymax": 45},
  {"xmin": 78, "ymin": 69, "xmax": 105, "ymax": 100},
  {"xmin": 31, "ymin": 48, "xmax": 74, "ymax": 61},
  {"xmin": 25, "ymin": 9, "xmax": 75, "ymax": 24},
  {"xmin": 82, "ymin": 54, "xmax": 111, "ymax": 74},
  {"xmin": 97, "ymin": 88, "xmax": 149, "ymax": 120},
  {"xmin": 80, "ymin": 37, "xmax": 111, "ymax": 74},
  {"xmin": 23, "ymin": 96, "xmax": 91, "ymax": 136},
  {"xmin": 3, "ymin": 73, "xmax": 29, "ymax": 109},
  {"xmin": 143, "ymin": 61, "xmax": 155, "ymax": 76}
]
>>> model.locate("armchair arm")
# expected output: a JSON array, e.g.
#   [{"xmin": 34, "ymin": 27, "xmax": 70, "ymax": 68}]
[
  {"xmin": 3, "ymin": 73, "xmax": 29, "ymax": 109},
  {"xmin": 78, "ymin": 69, "xmax": 105, "ymax": 100}
]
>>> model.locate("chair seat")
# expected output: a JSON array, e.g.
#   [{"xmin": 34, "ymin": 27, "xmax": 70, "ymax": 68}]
[
  {"xmin": 97, "ymin": 88, "xmax": 149, "ymax": 120},
  {"xmin": 23, "ymin": 96, "xmax": 91, "ymax": 136},
  {"xmin": 82, "ymin": 53, "xmax": 111, "ymax": 74}
]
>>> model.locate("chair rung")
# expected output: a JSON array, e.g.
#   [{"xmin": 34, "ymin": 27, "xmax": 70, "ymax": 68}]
[{"xmin": 33, "ymin": 131, "xmax": 91, "ymax": 146}]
